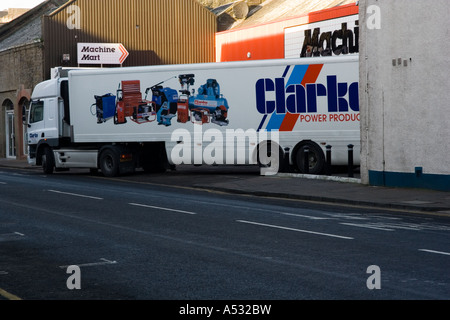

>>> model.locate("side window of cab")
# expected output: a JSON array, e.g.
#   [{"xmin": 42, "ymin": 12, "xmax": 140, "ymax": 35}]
[{"xmin": 29, "ymin": 100, "xmax": 44, "ymax": 124}]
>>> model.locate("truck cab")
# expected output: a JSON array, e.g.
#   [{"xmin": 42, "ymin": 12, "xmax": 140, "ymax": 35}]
[
  {"xmin": 26, "ymin": 71, "xmax": 163, "ymax": 177},
  {"xmin": 27, "ymin": 76, "xmax": 71, "ymax": 171}
]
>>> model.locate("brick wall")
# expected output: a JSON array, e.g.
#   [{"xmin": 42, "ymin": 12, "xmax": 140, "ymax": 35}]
[{"xmin": 0, "ymin": 42, "xmax": 44, "ymax": 158}]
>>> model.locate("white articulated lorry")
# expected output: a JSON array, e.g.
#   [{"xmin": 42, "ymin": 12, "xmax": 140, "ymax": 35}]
[{"xmin": 26, "ymin": 56, "xmax": 360, "ymax": 177}]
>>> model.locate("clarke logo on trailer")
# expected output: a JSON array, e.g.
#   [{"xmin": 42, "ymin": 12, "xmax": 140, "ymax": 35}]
[{"xmin": 255, "ymin": 63, "xmax": 359, "ymax": 132}]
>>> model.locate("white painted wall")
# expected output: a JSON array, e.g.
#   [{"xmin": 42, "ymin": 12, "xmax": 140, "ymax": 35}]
[{"xmin": 359, "ymin": 0, "xmax": 450, "ymax": 186}]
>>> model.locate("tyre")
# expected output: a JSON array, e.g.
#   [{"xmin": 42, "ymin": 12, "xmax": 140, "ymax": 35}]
[
  {"xmin": 42, "ymin": 147, "xmax": 55, "ymax": 174},
  {"xmin": 99, "ymin": 148, "xmax": 120, "ymax": 177},
  {"xmin": 295, "ymin": 142, "xmax": 325, "ymax": 174}
]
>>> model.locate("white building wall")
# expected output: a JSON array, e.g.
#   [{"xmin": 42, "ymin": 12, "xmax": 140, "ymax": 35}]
[{"xmin": 359, "ymin": 0, "xmax": 450, "ymax": 191}]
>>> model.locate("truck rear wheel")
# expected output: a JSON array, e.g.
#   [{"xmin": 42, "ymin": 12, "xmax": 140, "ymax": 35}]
[
  {"xmin": 42, "ymin": 147, "xmax": 55, "ymax": 174},
  {"xmin": 99, "ymin": 148, "xmax": 120, "ymax": 177}
]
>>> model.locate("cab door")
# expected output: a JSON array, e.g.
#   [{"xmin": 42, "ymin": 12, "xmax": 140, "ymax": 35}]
[
  {"xmin": 28, "ymin": 97, "xmax": 59, "ymax": 144},
  {"xmin": 27, "ymin": 100, "xmax": 45, "ymax": 146}
]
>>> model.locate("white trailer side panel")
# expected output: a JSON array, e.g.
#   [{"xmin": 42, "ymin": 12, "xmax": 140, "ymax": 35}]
[{"xmin": 68, "ymin": 57, "xmax": 359, "ymax": 165}]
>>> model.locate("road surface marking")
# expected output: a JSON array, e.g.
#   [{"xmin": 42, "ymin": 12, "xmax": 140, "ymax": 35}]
[
  {"xmin": 59, "ymin": 258, "xmax": 117, "ymax": 269},
  {"xmin": 129, "ymin": 203, "xmax": 197, "ymax": 215},
  {"xmin": 340, "ymin": 222, "xmax": 394, "ymax": 231},
  {"xmin": 47, "ymin": 189, "xmax": 103, "ymax": 200},
  {"xmin": 237, "ymin": 220, "xmax": 353, "ymax": 240},
  {"xmin": 418, "ymin": 249, "xmax": 450, "ymax": 256},
  {"xmin": 0, "ymin": 232, "xmax": 25, "ymax": 242},
  {"xmin": 188, "ymin": 199, "xmax": 329, "ymax": 220},
  {"xmin": 0, "ymin": 288, "xmax": 21, "ymax": 300},
  {"xmin": 280, "ymin": 212, "xmax": 329, "ymax": 220}
]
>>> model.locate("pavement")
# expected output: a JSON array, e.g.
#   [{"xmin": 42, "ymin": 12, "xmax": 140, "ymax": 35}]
[{"xmin": 1, "ymin": 158, "xmax": 450, "ymax": 215}]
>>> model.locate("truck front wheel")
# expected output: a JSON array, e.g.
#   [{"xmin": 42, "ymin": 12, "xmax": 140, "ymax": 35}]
[
  {"xmin": 42, "ymin": 147, "xmax": 55, "ymax": 174},
  {"xmin": 99, "ymin": 148, "xmax": 120, "ymax": 177}
]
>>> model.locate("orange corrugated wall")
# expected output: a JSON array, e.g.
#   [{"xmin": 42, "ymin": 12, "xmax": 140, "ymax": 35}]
[{"xmin": 216, "ymin": 4, "xmax": 359, "ymax": 62}]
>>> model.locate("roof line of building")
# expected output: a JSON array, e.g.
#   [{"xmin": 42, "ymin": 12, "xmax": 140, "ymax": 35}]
[
  {"xmin": 217, "ymin": 2, "xmax": 359, "ymax": 34},
  {"xmin": 0, "ymin": 0, "xmax": 68, "ymax": 42},
  {"xmin": 47, "ymin": 0, "xmax": 76, "ymax": 16},
  {"xmin": 0, "ymin": 38, "xmax": 42, "ymax": 55}
]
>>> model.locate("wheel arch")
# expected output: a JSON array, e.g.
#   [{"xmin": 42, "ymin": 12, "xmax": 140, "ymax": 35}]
[
  {"xmin": 98, "ymin": 144, "xmax": 123, "ymax": 177},
  {"xmin": 97, "ymin": 144, "xmax": 120, "ymax": 168},
  {"xmin": 35, "ymin": 139, "xmax": 58, "ymax": 165}
]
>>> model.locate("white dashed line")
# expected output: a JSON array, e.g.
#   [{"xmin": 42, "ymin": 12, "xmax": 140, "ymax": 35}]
[
  {"xmin": 237, "ymin": 220, "xmax": 354, "ymax": 240},
  {"xmin": 129, "ymin": 203, "xmax": 197, "ymax": 215},
  {"xmin": 47, "ymin": 189, "xmax": 103, "ymax": 200},
  {"xmin": 418, "ymin": 249, "xmax": 450, "ymax": 256}
]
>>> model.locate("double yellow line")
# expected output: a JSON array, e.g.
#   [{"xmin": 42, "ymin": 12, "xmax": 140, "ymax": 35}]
[{"xmin": 0, "ymin": 288, "xmax": 21, "ymax": 300}]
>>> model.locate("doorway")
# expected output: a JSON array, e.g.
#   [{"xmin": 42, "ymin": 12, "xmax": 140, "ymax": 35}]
[
  {"xmin": 19, "ymin": 98, "xmax": 29, "ymax": 157},
  {"xmin": 5, "ymin": 108, "xmax": 16, "ymax": 159}
]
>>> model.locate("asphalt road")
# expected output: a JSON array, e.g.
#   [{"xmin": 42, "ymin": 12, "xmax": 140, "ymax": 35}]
[{"xmin": 0, "ymin": 166, "xmax": 449, "ymax": 302}]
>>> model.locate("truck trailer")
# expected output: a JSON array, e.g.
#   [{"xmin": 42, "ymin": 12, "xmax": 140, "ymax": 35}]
[{"xmin": 26, "ymin": 56, "xmax": 360, "ymax": 177}]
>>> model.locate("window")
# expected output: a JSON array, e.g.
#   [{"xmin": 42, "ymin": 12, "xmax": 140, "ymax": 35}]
[{"xmin": 29, "ymin": 100, "xmax": 44, "ymax": 124}]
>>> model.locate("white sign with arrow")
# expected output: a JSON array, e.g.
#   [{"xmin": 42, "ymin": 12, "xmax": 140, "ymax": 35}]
[{"xmin": 77, "ymin": 43, "xmax": 129, "ymax": 65}]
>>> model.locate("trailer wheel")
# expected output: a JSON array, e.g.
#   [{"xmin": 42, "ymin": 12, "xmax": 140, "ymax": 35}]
[
  {"xmin": 42, "ymin": 147, "xmax": 55, "ymax": 174},
  {"xmin": 295, "ymin": 142, "xmax": 325, "ymax": 174},
  {"xmin": 99, "ymin": 148, "xmax": 120, "ymax": 177}
]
